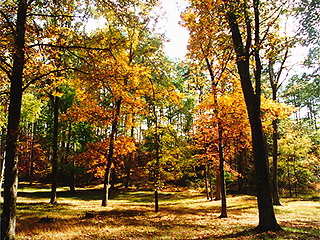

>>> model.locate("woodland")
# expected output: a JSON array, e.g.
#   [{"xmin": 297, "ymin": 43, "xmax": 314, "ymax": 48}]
[{"xmin": 0, "ymin": 0, "xmax": 319, "ymax": 239}]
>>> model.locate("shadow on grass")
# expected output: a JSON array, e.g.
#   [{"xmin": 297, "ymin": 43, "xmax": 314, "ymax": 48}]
[
  {"xmin": 18, "ymin": 187, "xmax": 204, "ymax": 203},
  {"xmin": 196, "ymin": 227, "xmax": 320, "ymax": 240}
]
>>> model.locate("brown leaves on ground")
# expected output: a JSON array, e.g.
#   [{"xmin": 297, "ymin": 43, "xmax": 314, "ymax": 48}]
[{"xmin": 15, "ymin": 188, "xmax": 320, "ymax": 240}]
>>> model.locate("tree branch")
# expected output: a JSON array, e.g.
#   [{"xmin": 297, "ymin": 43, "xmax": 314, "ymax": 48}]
[
  {"xmin": 0, "ymin": 9, "xmax": 15, "ymax": 35},
  {"xmin": 22, "ymin": 67, "xmax": 89, "ymax": 91}
]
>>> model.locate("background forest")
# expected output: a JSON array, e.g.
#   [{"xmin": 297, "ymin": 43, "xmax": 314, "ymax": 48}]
[{"xmin": 0, "ymin": 0, "xmax": 319, "ymax": 239}]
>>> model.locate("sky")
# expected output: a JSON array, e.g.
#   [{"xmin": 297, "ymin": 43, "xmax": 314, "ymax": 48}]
[
  {"xmin": 158, "ymin": 0, "xmax": 189, "ymax": 60},
  {"xmin": 85, "ymin": 0, "xmax": 190, "ymax": 60}
]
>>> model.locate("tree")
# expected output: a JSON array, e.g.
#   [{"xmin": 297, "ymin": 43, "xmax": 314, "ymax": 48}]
[
  {"xmin": 0, "ymin": 0, "xmax": 90, "ymax": 237},
  {"xmin": 222, "ymin": 0, "xmax": 281, "ymax": 231},
  {"xmin": 1, "ymin": 1, "xmax": 28, "ymax": 238},
  {"xmin": 264, "ymin": 29, "xmax": 294, "ymax": 205},
  {"xmin": 183, "ymin": 0, "xmax": 282, "ymax": 231}
]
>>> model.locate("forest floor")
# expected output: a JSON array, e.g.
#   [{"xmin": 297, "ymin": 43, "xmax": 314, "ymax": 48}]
[{"xmin": 2, "ymin": 183, "xmax": 319, "ymax": 240}]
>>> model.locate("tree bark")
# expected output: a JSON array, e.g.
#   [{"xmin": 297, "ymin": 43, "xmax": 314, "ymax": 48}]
[
  {"xmin": 1, "ymin": 1, "xmax": 27, "ymax": 239},
  {"xmin": 65, "ymin": 122, "xmax": 75, "ymax": 194},
  {"xmin": 154, "ymin": 190, "xmax": 159, "ymax": 213},
  {"xmin": 224, "ymin": 2, "xmax": 281, "ymax": 231},
  {"xmin": 102, "ymin": 99, "xmax": 121, "ymax": 207},
  {"xmin": 215, "ymin": 169, "xmax": 221, "ymax": 200},
  {"xmin": 271, "ymin": 118, "xmax": 281, "ymax": 205},
  {"xmin": 268, "ymin": 58, "xmax": 284, "ymax": 206},
  {"xmin": 29, "ymin": 122, "xmax": 36, "ymax": 186},
  {"xmin": 204, "ymin": 164, "xmax": 210, "ymax": 200},
  {"xmin": 0, "ymin": 128, "xmax": 6, "ymax": 199},
  {"xmin": 237, "ymin": 150, "xmax": 244, "ymax": 193},
  {"xmin": 218, "ymin": 125, "xmax": 227, "ymax": 218},
  {"xmin": 50, "ymin": 95, "xmax": 59, "ymax": 204}
]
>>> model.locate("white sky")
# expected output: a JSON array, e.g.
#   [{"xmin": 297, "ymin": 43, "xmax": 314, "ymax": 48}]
[
  {"xmin": 85, "ymin": 0, "xmax": 189, "ymax": 60},
  {"xmin": 158, "ymin": 0, "xmax": 189, "ymax": 60}
]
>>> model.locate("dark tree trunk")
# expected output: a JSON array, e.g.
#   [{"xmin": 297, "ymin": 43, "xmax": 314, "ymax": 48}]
[
  {"xmin": 204, "ymin": 164, "xmax": 210, "ymax": 200},
  {"xmin": 225, "ymin": 2, "xmax": 281, "ymax": 231},
  {"xmin": 237, "ymin": 150, "xmax": 244, "ymax": 193},
  {"xmin": 154, "ymin": 190, "xmax": 159, "ymax": 213},
  {"xmin": 215, "ymin": 169, "xmax": 221, "ymax": 200},
  {"xmin": 50, "ymin": 95, "xmax": 59, "ymax": 204},
  {"xmin": 29, "ymin": 122, "xmax": 36, "ymax": 186},
  {"xmin": 154, "ymin": 122, "xmax": 161, "ymax": 212},
  {"xmin": 208, "ymin": 164, "xmax": 214, "ymax": 200},
  {"xmin": 287, "ymin": 161, "xmax": 292, "ymax": 197},
  {"xmin": 65, "ymin": 122, "xmax": 75, "ymax": 194},
  {"xmin": 268, "ymin": 60, "xmax": 283, "ymax": 206},
  {"xmin": 1, "ymin": 1, "xmax": 27, "ymax": 239},
  {"xmin": 102, "ymin": 99, "xmax": 121, "ymax": 207},
  {"xmin": 124, "ymin": 126, "xmax": 134, "ymax": 189},
  {"xmin": 0, "ymin": 127, "xmax": 6, "ymax": 199},
  {"xmin": 218, "ymin": 125, "xmax": 227, "ymax": 218},
  {"xmin": 271, "ymin": 119, "xmax": 281, "ymax": 205}
]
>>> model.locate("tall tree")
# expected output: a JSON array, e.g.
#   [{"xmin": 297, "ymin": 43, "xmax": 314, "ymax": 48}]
[
  {"xmin": 1, "ymin": 1, "xmax": 27, "ymax": 238},
  {"xmin": 183, "ymin": 0, "xmax": 282, "ymax": 231},
  {"xmin": 222, "ymin": 0, "xmax": 281, "ymax": 231},
  {"xmin": 0, "ymin": 0, "xmax": 91, "ymax": 237}
]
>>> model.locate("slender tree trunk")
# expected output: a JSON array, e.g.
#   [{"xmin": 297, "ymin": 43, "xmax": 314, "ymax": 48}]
[
  {"xmin": 268, "ymin": 50, "xmax": 288, "ymax": 205},
  {"xmin": 287, "ymin": 160, "xmax": 292, "ymax": 197},
  {"xmin": 125, "ymin": 126, "xmax": 135, "ymax": 189},
  {"xmin": 50, "ymin": 95, "xmax": 59, "ymax": 204},
  {"xmin": 65, "ymin": 122, "xmax": 75, "ymax": 194},
  {"xmin": 215, "ymin": 169, "xmax": 221, "ymax": 200},
  {"xmin": 102, "ymin": 99, "xmax": 121, "ymax": 207},
  {"xmin": 218, "ymin": 125, "xmax": 227, "ymax": 218},
  {"xmin": 208, "ymin": 164, "xmax": 214, "ymax": 200},
  {"xmin": 1, "ymin": 1, "xmax": 27, "ymax": 239},
  {"xmin": 271, "ymin": 118, "xmax": 281, "ymax": 205},
  {"xmin": 0, "ymin": 155, "xmax": 5, "ymax": 200},
  {"xmin": 237, "ymin": 150, "xmax": 244, "ymax": 193},
  {"xmin": 225, "ymin": 2, "xmax": 281, "ymax": 231},
  {"xmin": 0, "ymin": 128, "xmax": 6, "ymax": 199},
  {"xmin": 29, "ymin": 122, "xmax": 36, "ymax": 186},
  {"xmin": 125, "ymin": 165, "xmax": 131, "ymax": 189},
  {"xmin": 154, "ymin": 190, "xmax": 159, "ymax": 213},
  {"xmin": 154, "ymin": 121, "xmax": 161, "ymax": 212},
  {"xmin": 204, "ymin": 164, "xmax": 210, "ymax": 200}
]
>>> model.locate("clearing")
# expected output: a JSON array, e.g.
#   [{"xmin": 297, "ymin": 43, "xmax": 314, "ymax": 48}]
[{"xmin": 3, "ymin": 184, "xmax": 319, "ymax": 239}]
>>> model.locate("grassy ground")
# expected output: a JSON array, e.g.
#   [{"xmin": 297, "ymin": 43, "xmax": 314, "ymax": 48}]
[{"xmin": 2, "ymin": 183, "xmax": 319, "ymax": 239}]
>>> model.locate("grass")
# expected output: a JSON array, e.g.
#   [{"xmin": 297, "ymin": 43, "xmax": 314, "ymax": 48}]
[{"xmin": 1, "ymin": 183, "xmax": 319, "ymax": 239}]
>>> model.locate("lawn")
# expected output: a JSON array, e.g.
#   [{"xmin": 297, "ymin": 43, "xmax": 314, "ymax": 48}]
[{"xmin": 2, "ymin": 183, "xmax": 319, "ymax": 239}]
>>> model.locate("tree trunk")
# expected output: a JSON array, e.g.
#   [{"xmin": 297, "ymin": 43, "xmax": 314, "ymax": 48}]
[
  {"xmin": 154, "ymin": 190, "xmax": 159, "ymax": 213},
  {"xmin": 1, "ymin": 1, "xmax": 27, "ymax": 239},
  {"xmin": 204, "ymin": 164, "xmax": 210, "ymax": 200},
  {"xmin": 0, "ymin": 128, "xmax": 6, "ymax": 199},
  {"xmin": 102, "ymin": 99, "xmax": 121, "ymax": 207},
  {"xmin": 225, "ymin": 3, "xmax": 281, "ymax": 231},
  {"xmin": 268, "ymin": 60, "xmax": 282, "ymax": 206},
  {"xmin": 287, "ymin": 160, "xmax": 292, "ymax": 197},
  {"xmin": 237, "ymin": 150, "xmax": 244, "ymax": 193},
  {"xmin": 0, "ymin": 155, "xmax": 5, "ymax": 200},
  {"xmin": 124, "ymin": 126, "xmax": 135, "ymax": 189},
  {"xmin": 65, "ymin": 122, "xmax": 75, "ymax": 194},
  {"xmin": 271, "ymin": 119, "xmax": 281, "ymax": 205},
  {"xmin": 29, "ymin": 122, "xmax": 36, "ymax": 186},
  {"xmin": 215, "ymin": 169, "xmax": 221, "ymax": 200},
  {"xmin": 218, "ymin": 125, "xmax": 227, "ymax": 218},
  {"xmin": 207, "ymin": 163, "xmax": 214, "ymax": 200},
  {"xmin": 50, "ymin": 95, "xmax": 59, "ymax": 204}
]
